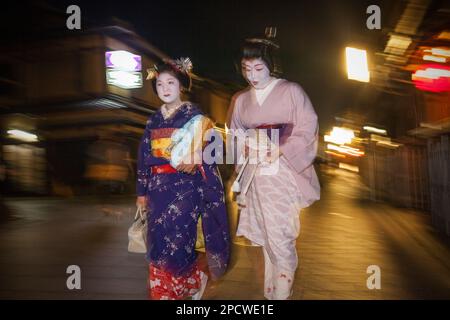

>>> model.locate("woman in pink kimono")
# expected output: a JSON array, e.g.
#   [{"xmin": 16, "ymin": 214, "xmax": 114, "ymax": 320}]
[{"xmin": 229, "ymin": 35, "xmax": 320, "ymax": 300}]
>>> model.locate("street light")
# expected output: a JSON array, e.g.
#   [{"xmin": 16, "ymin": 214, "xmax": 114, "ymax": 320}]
[{"xmin": 345, "ymin": 47, "xmax": 370, "ymax": 83}]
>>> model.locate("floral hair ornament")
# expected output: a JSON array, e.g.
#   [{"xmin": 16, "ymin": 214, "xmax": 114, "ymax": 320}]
[
  {"xmin": 146, "ymin": 57, "xmax": 194, "ymax": 90},
  {"xmin": 146, "ymin": 65, "xmax": 159, "ymax": 80},
  {"xmin": 165, "ymin": 57, "xmax": 194, "ymax": 75}
]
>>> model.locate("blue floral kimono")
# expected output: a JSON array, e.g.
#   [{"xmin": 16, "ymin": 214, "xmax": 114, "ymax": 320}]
[{"xmin": 136, "ymin": 102, "xmax": 230, "ymax": 299}]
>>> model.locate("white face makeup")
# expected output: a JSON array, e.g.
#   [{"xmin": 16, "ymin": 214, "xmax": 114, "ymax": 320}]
[
  {"xmin": 156, "ymin": 72, "xmax": 181, "ymax": 105},
  {"xmin": 241, "ymin": 58, "xmax": 273, "ymax": 89}
]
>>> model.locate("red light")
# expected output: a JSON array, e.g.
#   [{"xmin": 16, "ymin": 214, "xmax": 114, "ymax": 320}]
[{"xmin": 412, "ymin": 64, "xmax": 450, "ymax": 92}]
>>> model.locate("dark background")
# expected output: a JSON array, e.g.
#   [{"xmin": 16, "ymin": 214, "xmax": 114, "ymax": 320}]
[{"xmin": 2, "ymin": 0, "xmax": 405, "ymax": 131}]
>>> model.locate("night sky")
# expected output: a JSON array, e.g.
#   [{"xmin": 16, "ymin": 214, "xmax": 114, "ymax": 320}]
[{"xmin": 8, "ymin": 0, "xmax": 399, "ymax": 131}]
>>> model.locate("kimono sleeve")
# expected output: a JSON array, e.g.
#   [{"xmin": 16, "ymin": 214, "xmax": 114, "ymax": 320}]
[
  {"xmin": 200, "ymin": 163, "xmax": 230, "ymax": 280},
  {"xmin": 279, "ymin": 83, "xmax": 319, "ymax": 174},
  {"xmin": 136, "ymin": 119, "xmax": 152, "ymax": 196}
]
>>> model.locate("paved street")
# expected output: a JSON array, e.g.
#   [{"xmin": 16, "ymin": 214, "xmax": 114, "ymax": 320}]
[{"xmin": 1, "ymin": 165, "xmax": 449, "ymax": 299}]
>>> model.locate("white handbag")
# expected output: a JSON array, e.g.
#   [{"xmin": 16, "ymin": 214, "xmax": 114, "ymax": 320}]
[{"xmin": 128, "ymin": 206, "xmax": 147, "ymax": 253}]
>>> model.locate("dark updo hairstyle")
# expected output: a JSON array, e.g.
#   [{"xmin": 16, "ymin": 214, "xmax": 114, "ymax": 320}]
[
  {"xmin": 150, "ymin": 61, "xmax": 191, "ymax": 94},
  {"xmin": 239, "ymin": 28, "xmax": 282, "ymax": 77}
]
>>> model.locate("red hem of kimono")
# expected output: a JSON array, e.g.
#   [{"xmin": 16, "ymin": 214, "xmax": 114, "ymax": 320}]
[{"xmin": 147, "ymin": 263, "xmax": 202, "ymax": 300}]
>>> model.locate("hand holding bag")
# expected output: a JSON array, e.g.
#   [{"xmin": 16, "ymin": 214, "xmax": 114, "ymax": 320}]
[{"xmin": 128, "ymin": 206, "xmax": 147, "ymax": 253}]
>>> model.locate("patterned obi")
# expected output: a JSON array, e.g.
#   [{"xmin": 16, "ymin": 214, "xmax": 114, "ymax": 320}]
[
  {"xmin": 150, "ymin": 128, "xmax": 177, "ymax": 160},
  {"xmin": 149, "ymin": 127, "xmax": 207, "ymax": 180}
]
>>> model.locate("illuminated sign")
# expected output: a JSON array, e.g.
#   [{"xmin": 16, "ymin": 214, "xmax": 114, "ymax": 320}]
[
  {"xmin": 412, "ymin": 64, "xmax": 450, "ymax": 93},
  {"xmin": 105, "ymin": 50, "xmax": 143, "ymax": 89},
  {"xmin": 106, "ymin": 70, "xmax": 143, "ymax": 89},
  {"xmin": 324, "ymin": 127, "xmax": 355, "ymax": 145},
  {"xmin": 7, "ymin": 129, "xmax": 38, "ymax": 142},
  {"xmin": 105, "ymin": 51, "xmax": 142, "ymax": 71},
  {"xmin": 363, "ymin": 126, "xmax": 387, "ymax": 135}
]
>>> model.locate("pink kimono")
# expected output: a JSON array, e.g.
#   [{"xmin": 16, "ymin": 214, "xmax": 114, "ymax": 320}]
[{"xmin": 229, "ymin": 79, "xmax": 320, "ymax": 299}]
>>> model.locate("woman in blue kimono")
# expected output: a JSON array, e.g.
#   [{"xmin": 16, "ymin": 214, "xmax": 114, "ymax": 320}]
[{"xmin": 136, "ymin": 58, "xmax": 230, "ymax": 300}]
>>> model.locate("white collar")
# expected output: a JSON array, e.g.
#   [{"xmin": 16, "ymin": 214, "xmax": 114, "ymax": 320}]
[{"xmin": 253, "ymin": 78, "xmax": 281, "ymax": 105}]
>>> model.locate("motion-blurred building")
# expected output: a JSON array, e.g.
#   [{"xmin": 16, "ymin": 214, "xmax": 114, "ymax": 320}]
[
  {"xmin": 356, "ymin": 0, "xmax": 450, "ymax": 235},
  {"xmin": 0, "ymin": 3, "xmax": 233, "ymax": 196}
]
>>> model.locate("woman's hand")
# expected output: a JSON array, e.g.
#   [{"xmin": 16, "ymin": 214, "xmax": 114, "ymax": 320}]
[
  {"xmin": 136, "ymin": 196, "xmax": 147, "ymax": 208},
  {"xmin": 176, "ymin": 164, "xmax": 198, "ymax": 175},
  {"xmin": 244, "ymin": 137, "xmax": 282, "ymax": 164},
  {"xmin": 265, "ymin": 149, "xmax": 282, "ymax": 163}
]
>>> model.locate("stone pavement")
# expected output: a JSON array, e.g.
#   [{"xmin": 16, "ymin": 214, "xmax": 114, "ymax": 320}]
[{"xmin": 0, "ymin": 165, "xmax": 449, "ymax": 299}]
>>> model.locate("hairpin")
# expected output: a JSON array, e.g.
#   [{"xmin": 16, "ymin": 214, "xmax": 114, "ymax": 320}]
[
  {"xmin": 146, "ymin": 57, "xmax": 193, "ymax": 81},
  {"xmin": 146, "ymin": 65, "xmax": 159, "ymax": 80}
]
